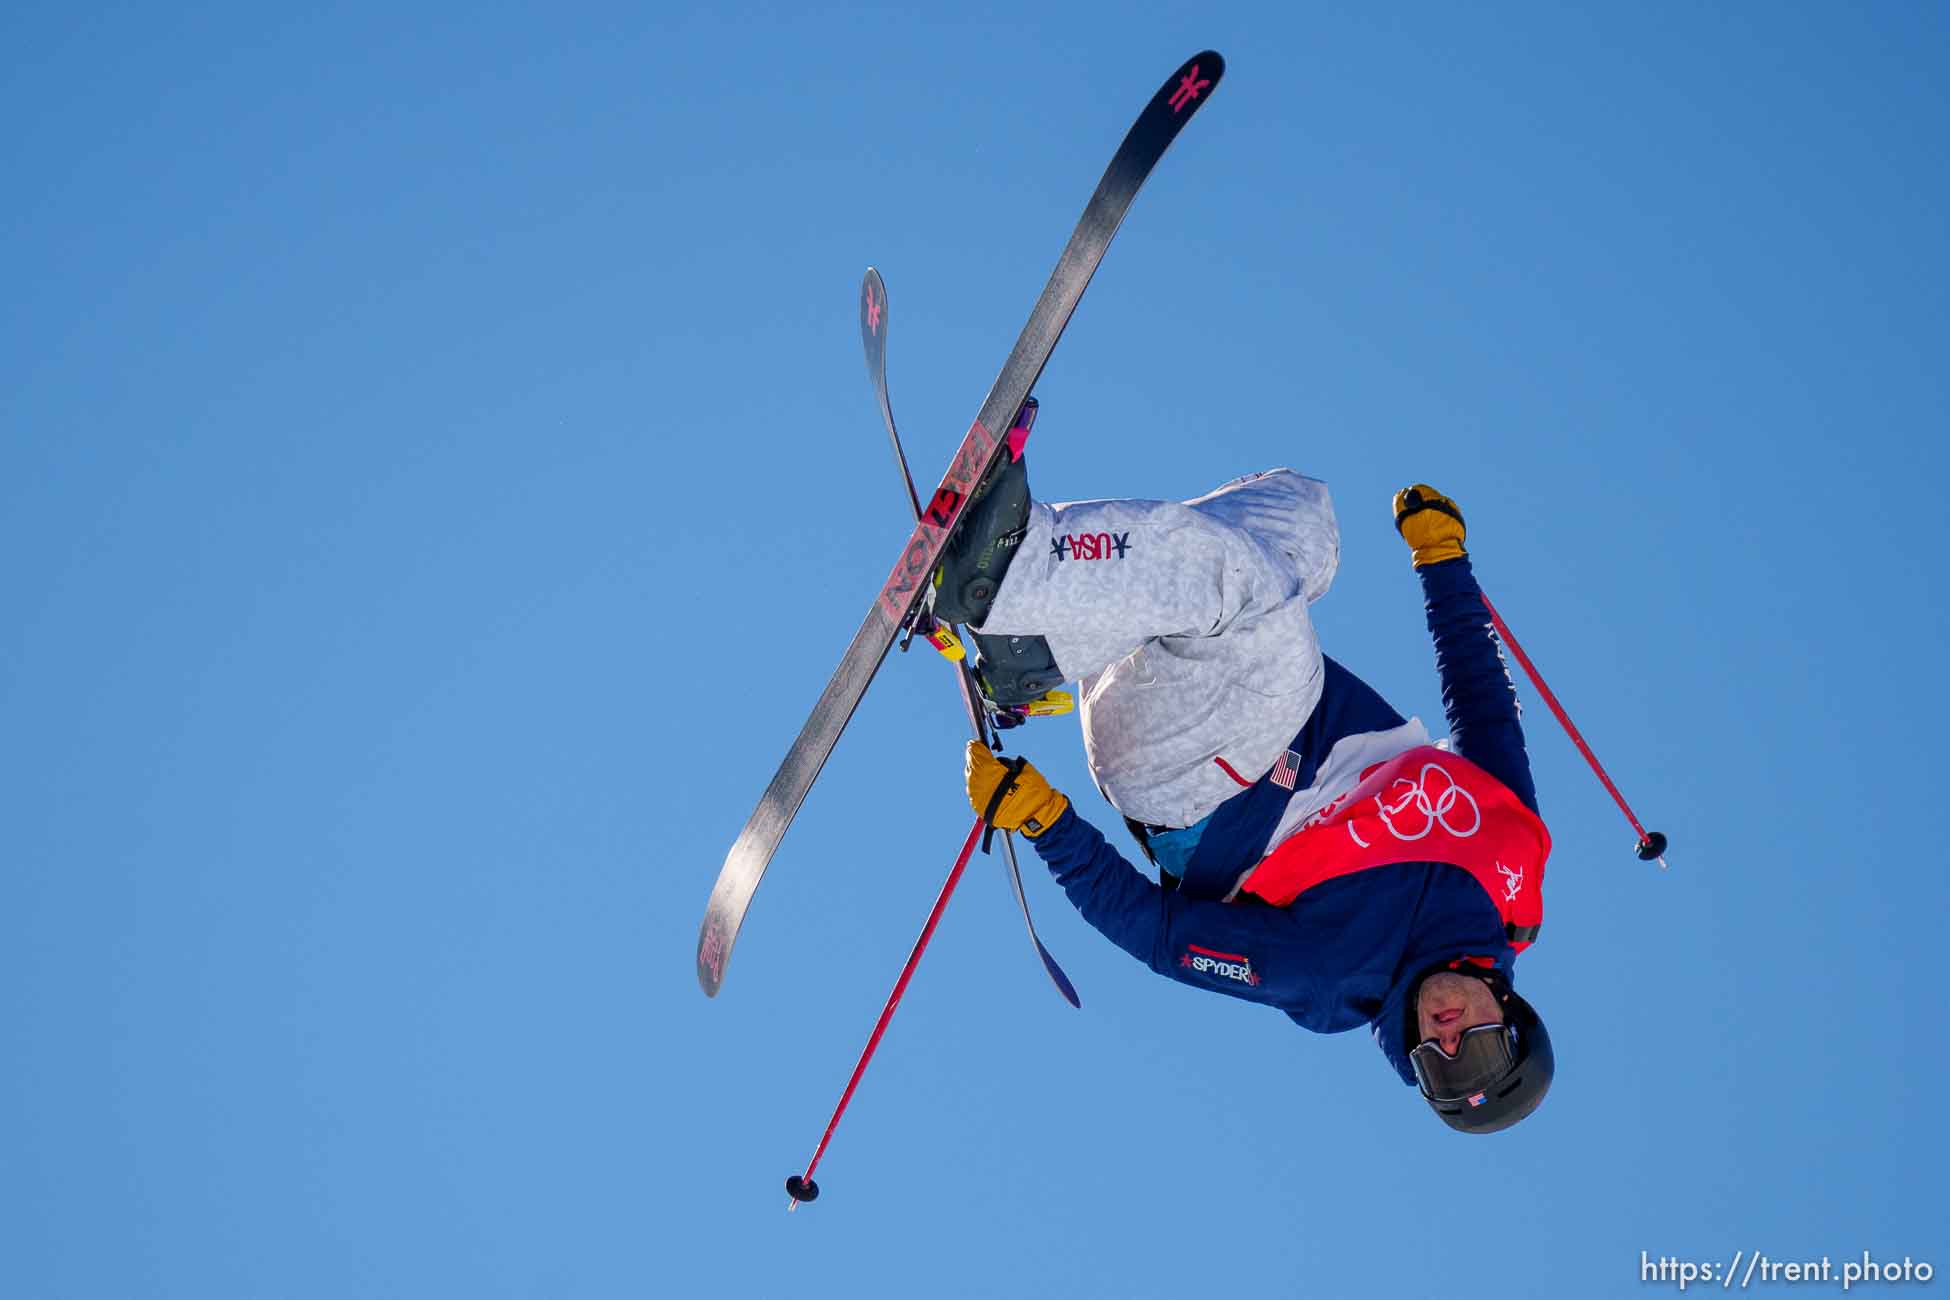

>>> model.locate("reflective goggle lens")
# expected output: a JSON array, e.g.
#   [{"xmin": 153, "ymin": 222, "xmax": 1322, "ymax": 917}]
[{"xmin": 1410, "ymin": 1022, "xmax": 1518, "ymax": 1101}]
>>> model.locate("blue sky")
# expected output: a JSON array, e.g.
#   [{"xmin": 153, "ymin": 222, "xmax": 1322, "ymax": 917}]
[{"xmin": 4, "ymin": 4, "xmax": 1945, "ymax": 1297}]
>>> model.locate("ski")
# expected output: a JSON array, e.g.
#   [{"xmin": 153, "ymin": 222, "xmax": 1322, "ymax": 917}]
[
  {"xmin": 860, "ymin": 267, "xmax": 925, "ymax": 522},
  {"xmin": 859, "ymin": 266, "xmax": 1081, "ymax": 1008},
  {"xmin": 698, "ymin": 51, "xmax": 1226, "ymax": 997}
]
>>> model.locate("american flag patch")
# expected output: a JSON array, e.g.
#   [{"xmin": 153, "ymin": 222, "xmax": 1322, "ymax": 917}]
[
  {"xmin": 1468, "ymin": 1092, "xmax": 1489, "ymax": 1108},
  {"xmin": 1270, "ymin": 749, "xmax": 1301, "ymax": 791}
]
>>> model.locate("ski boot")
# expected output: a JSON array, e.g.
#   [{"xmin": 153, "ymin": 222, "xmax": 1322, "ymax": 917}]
[
  {"xmin": 928, "ymin": 397, "xmax": 1066, "ymax": 714},
  {"xmin": 969, "ymin": 631, "xmax": 1067, "ymax": 711},
  {"xmin": 932, "ymin": 399, "xmax": 1038, "ymax": 627}
]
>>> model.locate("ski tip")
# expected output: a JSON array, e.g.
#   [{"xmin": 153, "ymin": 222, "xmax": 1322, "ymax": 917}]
[
  {"xmin": 860, "ymin": 267, "xmax": 889, "ymax": 346},
  {"xmin": 1154, "ymin": 51, "xmax": 1224, "ymax": 121},
  {"xmin": 696, "ymin": 915, "xmax": 732, "ymax": 997},
  {"xmin": 1181, "ymin": 49, "xmax": 1225, "ymax": 83}
]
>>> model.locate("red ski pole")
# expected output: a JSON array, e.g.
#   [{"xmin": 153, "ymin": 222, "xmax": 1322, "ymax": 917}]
[
  {"xmin": 785, "ymin": 816, "xmax": 985, "ymax": 1210},
  {"xmin": 1480, "ymin": 593, "xmax": 1669, "ymax": 869}
]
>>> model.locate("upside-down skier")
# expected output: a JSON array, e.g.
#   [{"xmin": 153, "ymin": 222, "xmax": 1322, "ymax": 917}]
[{"xmin": 934, "ymin": 448, "xmax": 1555, "ymax": 1133}]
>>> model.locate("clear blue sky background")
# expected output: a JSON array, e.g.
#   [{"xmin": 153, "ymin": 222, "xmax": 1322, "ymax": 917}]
[{"xmin": 5, "ymin": 4, "xmax": 1945, "ymax": 1298}]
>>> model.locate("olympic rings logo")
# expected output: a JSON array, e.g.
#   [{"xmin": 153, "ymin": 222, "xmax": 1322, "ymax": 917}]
[{"xmin": 1348, "ymin": 762, "xmax": 1482, "ymax": 847}]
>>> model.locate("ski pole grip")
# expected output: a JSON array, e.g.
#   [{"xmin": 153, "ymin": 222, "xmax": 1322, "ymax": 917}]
[{"xmin": 980, "ymin": 756, "xmax": 1029, "ymax": 854}]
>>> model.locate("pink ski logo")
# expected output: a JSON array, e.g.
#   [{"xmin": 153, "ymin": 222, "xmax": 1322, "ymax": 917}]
[
  {"xmin": 878, "ymin": 420, "xmax": 997, "ymax": 625},
  {"xmin": 1169, "ymin": 65, "xmax": 1211, "ymax": 113},
  {"xmin": 865, "ymin": 284, "xmax": 883, "ymax": 333},
  {"xmin": 699, "ymin": 918, "xmax": 727, "ymax": 982},
  {"xmin": 926, "ymin": 487, "xmax": 965, "ymax": 528}
]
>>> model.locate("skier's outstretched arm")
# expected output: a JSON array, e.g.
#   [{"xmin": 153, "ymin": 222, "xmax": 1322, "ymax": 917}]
[{"xmin": 1394, "ymin": 485, "xmax": 1539, "ymax": 814}]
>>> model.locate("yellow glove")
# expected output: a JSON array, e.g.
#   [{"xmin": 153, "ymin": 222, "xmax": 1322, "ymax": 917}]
[
  {"xmin": 964, "ymin": 740, "xmax": 1070, "ymax": 837},
  {"xmin": 1392, "ymin": 484, "xmax": 1467, "ymax": 568}
]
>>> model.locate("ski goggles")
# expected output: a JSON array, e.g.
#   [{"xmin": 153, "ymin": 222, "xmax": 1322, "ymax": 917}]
[{"xmin": 1409, "ymin": 1022, "xmax": 1520, "ymax": 1102}]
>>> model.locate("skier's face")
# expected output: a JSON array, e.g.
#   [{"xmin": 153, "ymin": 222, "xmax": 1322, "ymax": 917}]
[{"xmin": 1414, "ymin": 972, "xmax": 1506, "ymax": 1056}]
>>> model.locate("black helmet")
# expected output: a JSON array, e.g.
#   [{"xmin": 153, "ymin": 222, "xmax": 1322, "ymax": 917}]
[{"xmin": 1407, "ymin": 977, "xmax": 1553, "ymax": 1134}]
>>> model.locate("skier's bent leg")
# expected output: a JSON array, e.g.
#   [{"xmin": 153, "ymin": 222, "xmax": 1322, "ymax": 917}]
[{"xmin": 979, "ymin": 495, "xmax": 1308, "ymax": 684}]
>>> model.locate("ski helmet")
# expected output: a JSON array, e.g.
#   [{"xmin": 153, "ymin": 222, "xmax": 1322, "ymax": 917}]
[{"xmin": 1406, "ymin": 974, "xmax": 1553, "ymax": 1134}]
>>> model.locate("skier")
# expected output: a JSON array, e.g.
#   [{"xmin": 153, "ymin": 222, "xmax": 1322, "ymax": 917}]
[{"xmin": 934, "ymin": 451, "xmax": 1555, "ymax": 1133}]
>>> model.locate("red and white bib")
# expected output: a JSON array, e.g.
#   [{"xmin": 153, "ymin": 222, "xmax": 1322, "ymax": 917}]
[{"xmin": 1239, "ymin": 746, "xmax": 1550, "ymax": 950}]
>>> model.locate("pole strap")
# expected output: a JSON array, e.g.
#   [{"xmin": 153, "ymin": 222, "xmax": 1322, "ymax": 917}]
[{"xmin": 980, "ymin": 756, "xmax": 1029, "ymax": 854}]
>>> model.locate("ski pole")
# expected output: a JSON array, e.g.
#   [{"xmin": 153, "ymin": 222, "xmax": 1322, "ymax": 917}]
[
  {"xmin": 1479, "ymin": 593, "xmax": 1669, "ymax": 868},
  {"xmin": 859, "ymin": 269, "xmax": 1079, "ymax": 1006},
  {"xmin": 785, "ymin": 816, "xmax": 984, "ymax": 1210}
]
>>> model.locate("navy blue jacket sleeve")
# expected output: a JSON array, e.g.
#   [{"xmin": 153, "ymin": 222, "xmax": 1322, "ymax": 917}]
[
  {"xmin": 1418, "ymin": 556, "xmax": 1539, "ymax": 815},
  {"xmin": 1025, "ymin": 806, "xmax": 1319, "ymax": 1010}
]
